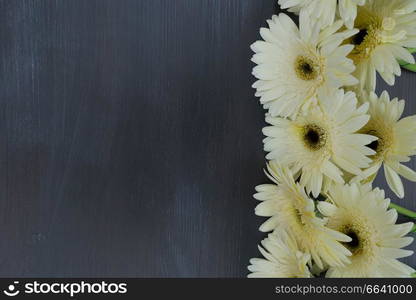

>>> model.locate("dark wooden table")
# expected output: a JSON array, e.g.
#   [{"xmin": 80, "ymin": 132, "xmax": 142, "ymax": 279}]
[{"xmin": 0, "ymin": 0, "xmax": 414, "ymax": 277}]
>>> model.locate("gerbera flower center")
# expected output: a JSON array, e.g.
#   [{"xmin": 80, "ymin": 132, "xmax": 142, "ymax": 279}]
[
  {"xmin": 347, "ymin": 8, "xmax": 383, "ymax": 64},
  {"xmin": 302, "ymin": 124, "xmax": 327, "ymax": 151},
  {"xmin": 352, "ymin": 29, "xmax": 368, "ymax": 46},
  {"xmin": 295, "ymin": 55, "xmax": 319, "ymax": 81},
  {"xmin": 342, "ymin": 229, "xmax": 361, "ymax": 253},
  {"xmin": 339, "ymin": 222, "xmax": 375, "ymax": 259},
  {"xmin": 366, "ymin": 130, "xmax": 381, "ymax": 152},
  {"xmin": 294, "ymin": 207, "xmax": 304, "ymax": 225},
  {"xmin": 361, "ymin": 123, "xmax": 394, "ymax": 161}
]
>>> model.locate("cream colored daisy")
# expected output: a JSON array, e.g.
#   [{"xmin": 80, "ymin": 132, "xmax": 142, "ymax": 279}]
[
  {"xmin": 251, "ymin": 12, "xmax": 358, "ymax": 118},
  {"xmin": 346, "ymin": 0, "xmax": 416, "ymax": 91},
  {"xmin": 352, "ymin": 91, "xmax": 416, "ymax": 198},
  {"xmin": 248, "ymin": 229, "xmax": 312, "ymax": 278},
  {"xmin": 318, "ymin": 183, "xmax": 415, "ymax": 277},
  {"xmin": 263, "ymin": 89, "xmax": 376, "ymax": 197},
  {"xmin": 254, "ymin": 162, "xmax": 351, "ymax": 269},
  {"xmin": 278, "ymin": 0, "xmax": 366, "ymax": 29}
]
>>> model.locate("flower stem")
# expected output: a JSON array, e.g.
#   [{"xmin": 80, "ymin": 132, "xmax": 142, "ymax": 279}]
[
  {"xmin": 400, "ymin": 62, "xmax": 416, "ymax": 72},
  {"xmin": 398, "ymin": 48, "xmax": 416, "ymax": 72},
  {"xmin": 389, "ymin": 203, "xmax": 416, "ymax": 218}
]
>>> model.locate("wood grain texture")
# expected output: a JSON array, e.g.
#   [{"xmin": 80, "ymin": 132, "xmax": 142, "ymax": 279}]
[{"xmin": 0, "ymin": 0, "xmax": 414, "ymax": 277}]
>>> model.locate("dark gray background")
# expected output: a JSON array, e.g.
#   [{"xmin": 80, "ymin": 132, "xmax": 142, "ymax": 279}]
[{"xmin": 0, "ymin": 0, "xmax": 414, "ymax": 277}]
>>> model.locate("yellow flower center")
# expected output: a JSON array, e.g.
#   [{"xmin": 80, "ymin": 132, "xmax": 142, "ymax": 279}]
[
  {"xmin": 293, "ymin": 207, "xmax": 304, "ymax": 225},
  {"xmin": 347, "ymin": 8, "xmax": 383, "ymax": 64},
  {"xmin": 360, "ymin": 120, "xmax": 394, "ymax": 162},
  {"xmin": 295, "ymin": 55, "xmax": 321, "ymax": 81},
  {"xmin": 339, "ymin": 221, "xmax": 376, "ymax": 261},
  {"xmin": 302, "ymin": 124, "xmax": 328, "ymax": 151}
]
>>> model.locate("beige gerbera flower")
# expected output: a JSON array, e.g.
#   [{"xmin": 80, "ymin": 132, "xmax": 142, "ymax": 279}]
[
  {"xmin": 263, "ymin": 89, "xmax": 376, "ymax": 197},
  {"xmin": 319, "ymin": 183, "xmax": 415, "ymax": 277},
  {"xmin": 346, "ymin": 0, "xmax": 416, "ymax": 90},
  {"xmin": 352, "ymin": 90, "xmax": 416, "ymax": 198},
  {"xmin": 248, "ymin": 229, "xmax": 312, "ymax": 278},
  {"xmin": 254, "ymin": 162, "xmax": 351, "ymax": 269},
  {"xmin": 251, "ymin": 12, "xmax": 357, "ymax": 118}
]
